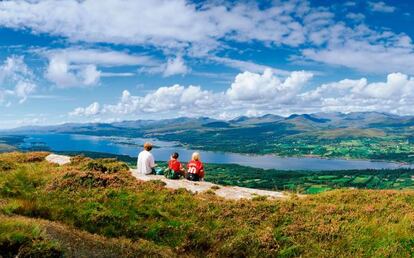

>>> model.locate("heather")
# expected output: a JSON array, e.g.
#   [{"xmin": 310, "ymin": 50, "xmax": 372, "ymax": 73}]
[{"xmin": 1, "ymin": 152, "xmax": 414, "ymax": 257}]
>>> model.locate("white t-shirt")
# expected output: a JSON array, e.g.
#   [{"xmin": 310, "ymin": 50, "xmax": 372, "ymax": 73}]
[{"xmin": 136, "ymin": 150, "xmax": 155, "ymax": 175}]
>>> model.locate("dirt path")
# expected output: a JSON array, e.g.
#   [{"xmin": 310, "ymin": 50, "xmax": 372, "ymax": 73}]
[{"xmin": 46, "ymin": 154, "xmax": 289, "ymax": 200}]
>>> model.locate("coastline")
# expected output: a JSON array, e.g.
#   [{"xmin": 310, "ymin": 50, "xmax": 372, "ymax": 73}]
[{"xmin": 11, "ymin": 132, "xmax": 414, "ymax": 169}]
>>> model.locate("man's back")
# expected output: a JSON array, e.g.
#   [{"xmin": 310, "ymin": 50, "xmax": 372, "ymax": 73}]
[{"xmin": 137, "ymin": 150, "xmax": 155, "ymax": 175}]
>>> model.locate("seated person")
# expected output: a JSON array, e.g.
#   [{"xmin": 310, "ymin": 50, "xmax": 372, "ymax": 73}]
[
  {"xmin": 165, "ymin": 152, "xmax": 185, "ymax": 179},
  {"xmin": 186, "ymin": 152, "xmax": 204, "ymax": 181},
  {"xmin": 136, "ymin": 142, "xmax": 156, "ymax": 176}
]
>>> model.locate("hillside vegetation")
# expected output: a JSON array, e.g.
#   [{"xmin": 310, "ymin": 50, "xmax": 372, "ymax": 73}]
[{"xmin": 1, "ymin": 152, "xmax": 414, "ymax": 257}]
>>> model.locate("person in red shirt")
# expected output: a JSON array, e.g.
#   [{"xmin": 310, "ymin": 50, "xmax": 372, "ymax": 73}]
[
  {"xmin": 186, "ymin": 152, "xmax": 204, "ymax": 181},
  {"xmin": 167, "ymin": 152, "xmax": 184, "ymax": 179}
]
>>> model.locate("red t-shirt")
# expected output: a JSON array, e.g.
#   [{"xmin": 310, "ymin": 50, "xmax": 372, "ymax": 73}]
[
  {"xmin": 168, "ymin": 159, "xmax": 182, "ymax": 172},
  {"xmin": 187, "ymin": 160, "xmax": 204, "ymax": 178}
]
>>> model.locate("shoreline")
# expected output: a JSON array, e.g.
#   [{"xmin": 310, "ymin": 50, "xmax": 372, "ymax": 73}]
[{"xmin": 11, "ymin": 132, "xmax": 414, "ymax": 169}]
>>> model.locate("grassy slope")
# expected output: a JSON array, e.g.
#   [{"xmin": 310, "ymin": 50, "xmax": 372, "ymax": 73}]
[{"xmin": 1, "ymin": 152, "xmax": 414, "ymax": 257}]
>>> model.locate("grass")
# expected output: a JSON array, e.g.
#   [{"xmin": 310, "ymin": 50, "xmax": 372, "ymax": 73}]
[
  {"xmin": 0, "ymin": 217, "xmax": 62, "ymax": 258},
  {"xmin": 2, "ymin": 152, "xmax": 414, "ymax": 257}
]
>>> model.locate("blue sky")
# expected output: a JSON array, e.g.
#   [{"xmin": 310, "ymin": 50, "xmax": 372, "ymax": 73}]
[{"xmin": 0, "ymin": 0, "xmax": 414, "ymax": 128}]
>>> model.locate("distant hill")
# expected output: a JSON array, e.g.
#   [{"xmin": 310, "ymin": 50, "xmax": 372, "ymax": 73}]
[
  {"xmin": 3, "ymin": 112, "xmax": 414, "ymax": 163},
  {"xmin": 5, "ymin": 111, "xmax": 413, "ymax": 134}
]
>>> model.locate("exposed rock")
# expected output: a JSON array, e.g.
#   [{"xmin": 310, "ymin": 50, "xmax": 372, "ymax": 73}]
[
  {"xmin": 131, "ymin": 171, "xmax": 287, "ymax": 200},
  {"xmin": 45, "ymin": 154, "xmax": 71, "ymax": 165}
]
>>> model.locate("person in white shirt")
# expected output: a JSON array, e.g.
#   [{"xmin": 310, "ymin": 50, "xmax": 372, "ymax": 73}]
[{"xmin": 135, "ymin": 142, "xmax": 156, "ymax": 176}]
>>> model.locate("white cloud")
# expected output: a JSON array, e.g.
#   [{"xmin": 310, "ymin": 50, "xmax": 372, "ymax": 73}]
[
  {"xmin": 70, "ymin": 70, "xmax": 414, "ymax": 119},
  {"xmin": 301, "ymin": 23, "xmax": 414, "ymax": 75},
  {"xmin": 100, "ymin": 85, "xmax": 224, "ymax": 116},
  {"xmin": 227, "ymin": 69, "xmax": 313, "ymax": 103},
  {"xmin": 140, "ymin": 56, "xmax": 190, "ymax": 77},
  {"xmin": 0, "ymin": 0, "xmax": 316, "ymax": 54},
  {"xmin": 0, "ymin": 0, "xmax": 311, "ymax": 51},
  {"xmin": 163, "ymin": 56, "xmax": 189, "ymax": 77},
  {"xmin": 43, "ymin": 48, "xmax": 157, "ymax": 67},
  {"xmin": 344, "ymin": 2, "xmax": 356, "ymax": 7},
  {"xmin": 69, "ymin": 102, "xmax": 100, "ymax": 116},
  {"xmin": 45, "ymin": 56, "xmax": 78, "ymax": 87},
  {"xmin": 210, "ymin": 56, "xmax": 291, "ymax": 75},
  {"xmin": 368, "ymin": 1, "xmax": 396, "ymax": 13},
  {"xmin": 346, "ymin": 13, "xmax": 365, "ymax": 22},
  {"xmin": 301, "ymin": 73, "xmax": 414, "ymax": 114},
  {"xmin": 81, "ymin": 65, "xmax": 101, "ymax": 86},
  {"xmin": 0, "ymin": 0, "xmax": 412, "ymax": 75},
  {"xmin": 42, "ymin": 48, "xmax": 156, "ymax": 88},
  {"xmin": 14, "ymin": 81, "xmax": 36, "ymax": 103},
  {"xmin": 0, "ymin": 56, "xmax": 36, "ymax": 104}
]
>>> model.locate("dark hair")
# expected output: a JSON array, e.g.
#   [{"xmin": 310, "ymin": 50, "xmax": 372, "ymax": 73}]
[{"xmin": 172, "ymin": 152, "xmax": 179, "ymax": 159}]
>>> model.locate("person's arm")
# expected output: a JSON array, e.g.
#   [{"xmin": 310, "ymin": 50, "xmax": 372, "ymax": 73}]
[
  {"xmin": 149, "ymin": 154, "xmax": 156, "ymax": 168},
  {"xmin": 199, "ymin": 163, "xmax": 205, "ymax": 179}
]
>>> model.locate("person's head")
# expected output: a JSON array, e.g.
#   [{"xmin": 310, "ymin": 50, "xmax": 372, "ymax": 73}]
[
  {"xmin": 191, "ymin": 152, "xmax": 200, "ymax": 161},
  {"xmin": 143, "ymin": 142, "xmax": 153, "ymax": 151},
  {"xmin": 171, "ymin": 152, "xmax": 179, "ymax": 160}
]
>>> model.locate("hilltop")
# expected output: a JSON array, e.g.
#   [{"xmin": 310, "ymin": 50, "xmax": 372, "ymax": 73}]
[{"xmin": 2, "ymin": 152, "xmax": 414, "ymax": 257}]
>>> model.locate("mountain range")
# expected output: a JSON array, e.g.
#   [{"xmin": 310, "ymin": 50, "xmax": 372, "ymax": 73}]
[{"xmin": 5, "ymin": 111, "xmax": 414, "ymax": 135}]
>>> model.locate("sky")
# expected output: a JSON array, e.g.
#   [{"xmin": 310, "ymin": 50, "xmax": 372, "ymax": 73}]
[{"xmin": 1, "ymin": 0, "xmax": 414, "ymax": 128}]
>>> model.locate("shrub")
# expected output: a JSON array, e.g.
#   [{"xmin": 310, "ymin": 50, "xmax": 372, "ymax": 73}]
[
  {"xmin": 82, "ymin": 158, "xmax": 130, "ymax": 174},
  {"xmin": 51, "ymin": 170, "xmax": 127, "ymax": 189},
  {"xmin": 0, "ymin": 160, "xmax": 14, "ymax": 171},
  {"xmin": 0, "ymin": 152, "xmax": 49, "ymax": 164}
]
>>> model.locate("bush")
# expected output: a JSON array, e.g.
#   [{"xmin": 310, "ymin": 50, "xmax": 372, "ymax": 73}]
[
  {"xmin": 0, "ymin": 160, "xmax": 14, "ymax": 171},
  {"xmin": 51, "ymin": 170, "xmax": 128, "ymax": 189},
  {"xmin": 0, "ymin": 152, "xmax": 49, "ymax": 164},
  {"xmin": 82, "ymin": 158, "xmax": 130, "ymax": 174}
]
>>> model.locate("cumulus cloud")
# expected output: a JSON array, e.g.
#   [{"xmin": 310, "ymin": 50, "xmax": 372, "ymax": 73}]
[
  {"xmin": 0, "ymin": 56, "xmax": 36, "ymax": 104},
  {"xmin": 227, "ymin": 69, "xmax": 313, "ymax": 103},
  {"xmin": 139, "ymin": 56, "xmax": 190, "ymax": 77},
  {"xmin": 69, "ymin": 102, "xmax": 101, "ymax": 116},
  {"xmin": 70, "ymin": 70, "xmax": 414, "ymax": 119},
  {"xmin": 368, "ymin": 1, "xmax": 396, "ymax": 13},
  {"xmin": 163, "ymin": 56, "xmax": 189, "ymax": 77},
  {"xmin": 70, "ymin": 69, "xmax": 312, "ymax": 118},
  {"xmin": 100, "ymin": 85, "xmax": 225, "ymax": 116},
  {"xmin": 301, "ymin": 73, "xmax": 414, "ymax": 114},
  {"xmin": 45, "ymin": 56, "xmax": 78, "ymax": 87}
]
